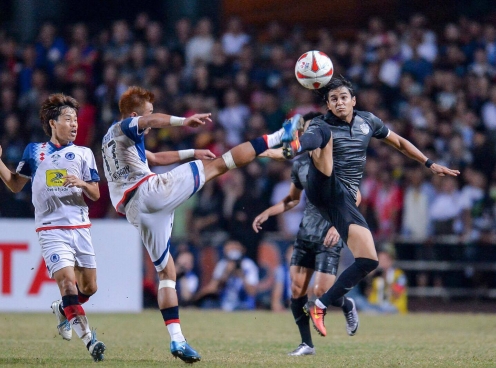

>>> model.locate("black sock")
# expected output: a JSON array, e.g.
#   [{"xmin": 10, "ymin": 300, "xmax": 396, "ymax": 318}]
[
  {"xmin": 331, "ymin": 297, "xmax": 353, "ymax": 313},
  {"xmin": 290, "ymin": 295, "xmax": 313, "ymax": 348},
  {"xmin": 319, "ymin": 257, "xmax": 378, "ymax": 307}
]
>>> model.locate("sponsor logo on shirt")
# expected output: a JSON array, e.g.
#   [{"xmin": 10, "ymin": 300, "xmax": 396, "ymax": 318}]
[{"xmin": 46, "ymin": 169, "xmax": 67, "ymax": 187}]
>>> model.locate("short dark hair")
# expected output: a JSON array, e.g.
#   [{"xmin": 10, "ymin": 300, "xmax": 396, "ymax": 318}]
[
  {"xmin": 321, "ymin": 75, "xmax": 355, "ymax": 103},
  {"xmin": 302, "ymin": 111, "xmax": 321, "ymax": 122},
  {"xmin": 40, "ymin": 93, "xmax": 79, "ymax": 137}
]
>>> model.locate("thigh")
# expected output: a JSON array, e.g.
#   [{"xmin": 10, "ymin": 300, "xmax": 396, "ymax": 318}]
[
  {"xmin": 38, "ymin": 229, "xmax": 76, "ymax": 279},
  {"xmin": 72, "ymin": 228, "xmax": 96, "ymax": 270},
  {"xmin": 347, "ymin": 224, "xmax": 377, "ymax": 260},
  {"xmin": 142, "ymin": 161, "xmax": 206, "ymax": 213},
  {"xmin": 139, "ymin": 209, "xmax": 174, "ymax": 272}
]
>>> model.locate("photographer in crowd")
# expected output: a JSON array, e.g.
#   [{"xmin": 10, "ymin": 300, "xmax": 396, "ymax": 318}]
[{"xmin": 194, "ymin": 240, "xmax": 259, "ymax": 311}]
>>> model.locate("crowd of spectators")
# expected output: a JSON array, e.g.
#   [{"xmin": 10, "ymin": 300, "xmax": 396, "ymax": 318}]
[{"xmin": 2, "ymin": 11, "xmax": 496, "ymax": 304}]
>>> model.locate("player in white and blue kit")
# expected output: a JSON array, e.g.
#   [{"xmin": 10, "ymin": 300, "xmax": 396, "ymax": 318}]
[
  {"xmin": 102, "ymin": 86, "xmax": 300, "ymax": 363},
  {"xmin": 0, "ymin": 93, "xmax": 105, "ymax": 362}
]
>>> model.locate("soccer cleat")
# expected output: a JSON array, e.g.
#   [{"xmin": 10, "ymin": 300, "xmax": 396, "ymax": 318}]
[
  {"xmin": 344, "ymin": 297, "xmax": 359, "ymax": 336},
  {"xmin": 288, "ymin": 343, "xmax": 316, "ymax": 356},
  {"xmin": 51, "ymin": 300, "xmax": 72, "ymax": 341},
  {"xmin": 281, "ymin": 114, "xmax": 302, "ymax": 143},
  {"xmin": 87, "ymin": 330, "xmax": 106, "ymax": 362},
  {"xmin": 303, "ymin": 300, "xmax": 327, "ymax": 337},
  {"xmin": 170, "ymin": 340, "xmax": 201, "ymax": 363}
]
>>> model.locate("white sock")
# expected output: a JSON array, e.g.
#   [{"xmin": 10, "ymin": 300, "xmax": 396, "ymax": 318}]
[
  {"xmin": 315, "ymin": 299, "xmax": 327, "ymax": 310},
  {"xmin": 167, "ymin": 322, "xmax": 185, "ymax": 342},
  {"xmin": 265, "ymin": 128, "xmax": 284, "ymax": 148},
  {"xmin": 69, "ymin": 315, "xmax": 92, "ymax": 345}
]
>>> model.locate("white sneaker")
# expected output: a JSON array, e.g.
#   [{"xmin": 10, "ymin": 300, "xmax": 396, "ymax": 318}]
[
  {"xmin": 51, "ymin": 300, "xmax": 72, "ymax": 341},
  {"xmin": 87, "ymin": 330, "xmax": 106, "ymax": 362},
  {"xmin": 344, "ymin": 297, "xmax": 359, "ymax": 336},
  {"xmin": 288, "ymin": 343, "xmax": 316, "ymax": 356}
]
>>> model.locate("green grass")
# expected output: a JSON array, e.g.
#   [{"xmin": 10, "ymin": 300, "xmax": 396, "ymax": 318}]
[{"xmin": 1, "ymin": 310, "xmax": 496, "ymax": 367}]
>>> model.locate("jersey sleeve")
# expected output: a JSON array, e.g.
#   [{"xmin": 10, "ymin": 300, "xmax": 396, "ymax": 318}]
[
  {"xmin": 120, "ymin": 117, "xmax": 145, "ymax": 143},
  {"xmin": 370, "ymin": 114, "xmax": 390, "ymax": 139},
  {"xmin": 81, "ymin": 148, "xmax": 100, "ymax": 182},
  {"xmin": 16, "ymin": 144, "xmax": 33, "ymax": 178},
  {"xmin": 291, "ymin": 161, "xmax": 303, "ymax": 190}
]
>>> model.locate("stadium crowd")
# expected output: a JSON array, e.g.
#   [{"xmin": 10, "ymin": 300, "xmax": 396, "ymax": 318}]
[{"xmin": 1, "ymin": 11, "xmax": 496, "ymax": 308}]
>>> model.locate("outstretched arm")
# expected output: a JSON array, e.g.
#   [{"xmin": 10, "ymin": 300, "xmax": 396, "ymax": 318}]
[
  {"xmin": 137, "ymin": 113, "xmax": 212, "ymax": 130},
  {"xmin": 252, "ymin": 183, "xmax": 303, "ymax": 233},
  {"xmin": 0, "ymin": 145, "xmax": 29, "ymax": 193},
  {"xmin": 383, "ymin": 131, "xmax": 460, "ymax": 177},
  {"xmin": 146, "ymin": 149, "xmax": 216, "ymax": 166}
]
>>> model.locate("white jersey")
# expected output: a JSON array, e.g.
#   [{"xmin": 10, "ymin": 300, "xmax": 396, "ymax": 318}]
[
  {"xmin": 102, "ymin": 117, "xmax": 155, "ymax": 214},
  {"xmin": 16, "ymin": 142, "xmax": 100, "ymax": 232}
]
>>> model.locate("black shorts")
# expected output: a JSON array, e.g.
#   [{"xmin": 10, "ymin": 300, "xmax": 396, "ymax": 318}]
[
  {"xmin": 290, "ymin": 238, "xmax": 344, "ymax": 275},
  {"xmin": 306, "ymin": 161, "xmax": 369, "ymax": 243}
]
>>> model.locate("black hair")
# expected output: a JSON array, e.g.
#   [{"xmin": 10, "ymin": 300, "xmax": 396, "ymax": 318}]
[
  {"xmin": 316, "ymin": 75, "xmax": 355, "ymax": 103},
  {"xmin": 302, "ymin": 111, "xmax": 321, "ymax": 121}
]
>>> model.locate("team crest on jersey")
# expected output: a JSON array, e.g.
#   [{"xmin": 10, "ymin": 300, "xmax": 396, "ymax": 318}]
[
  {"xmin": 65, "ymin": 152, "xmax": 75, "ymax": 160},
  {"xmin": 359, "ymin": 123, "xmax": 370, "ymax": 135},
  {"xmin": 46, "ymin": 169, "xmax": 67, "ymax": 186},
  {"xmin": 50, "ymin": 254, "xmax": 60, "ymax": 263}
]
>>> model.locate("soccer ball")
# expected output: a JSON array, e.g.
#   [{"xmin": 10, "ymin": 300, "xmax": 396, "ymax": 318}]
[{"xmin": 295, "ymin": 51, "xmax": 334, "ymax": 90}]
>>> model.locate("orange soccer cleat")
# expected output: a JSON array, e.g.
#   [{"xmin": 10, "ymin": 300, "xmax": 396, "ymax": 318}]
[{"xmin": 303, "ymin": 300, "xmax": 327, "ymax": 337}]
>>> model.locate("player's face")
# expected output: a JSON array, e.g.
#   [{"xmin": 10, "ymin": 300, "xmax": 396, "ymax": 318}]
[
  {"xmin": 326, "ymin": 87, "xmax": 356, "ymax": 123},
  {"xmin": 50, "ymin": 107, "xmax": 78, "ymax": 144},
  {"xmin": 141, "ymin": 101, "xmax": 153, "ymax": 116}
]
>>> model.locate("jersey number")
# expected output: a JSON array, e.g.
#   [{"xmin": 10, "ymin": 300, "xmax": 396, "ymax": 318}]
[{"xmin": 102, "ymin": 140, "xmax": 120, "ymax": 174}]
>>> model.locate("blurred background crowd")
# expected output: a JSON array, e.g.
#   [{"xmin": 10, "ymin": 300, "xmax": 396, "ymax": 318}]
[{"xmin": 1, "ymin": 0, "xmax": 496, "ymax": 311}]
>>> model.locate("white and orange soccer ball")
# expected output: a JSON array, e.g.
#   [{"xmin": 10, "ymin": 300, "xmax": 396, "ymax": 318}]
[{"xmin": 295, "ymin": 51, "xmax": 334, "ymax": 90}]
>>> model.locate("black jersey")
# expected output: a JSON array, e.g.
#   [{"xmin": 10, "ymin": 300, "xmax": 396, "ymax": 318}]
[
  {"xmin": 304, "ymin": 110, "xmax": 390, "ymax": 200},
  {"xmin": 291, "ymin": 153, "xmax": 331, "ymax": 243}
]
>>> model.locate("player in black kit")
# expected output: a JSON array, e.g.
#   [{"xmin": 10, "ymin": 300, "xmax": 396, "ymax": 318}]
[
  {"xmin": 282, "ymin": 76, "xmax": 460, "ymax": 337},
  {"xmin": 254, "ymin": 112, "xmax": 361, "ymax": 355}
]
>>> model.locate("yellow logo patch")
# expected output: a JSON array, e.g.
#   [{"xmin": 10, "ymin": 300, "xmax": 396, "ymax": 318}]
[{"xmin": 46, "ymin": 169, "xmax": 67, "ymax": 187}]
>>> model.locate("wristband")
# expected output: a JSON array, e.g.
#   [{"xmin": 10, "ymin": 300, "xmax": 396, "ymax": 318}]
[
  {"xmin": 425, "ymin": 158, "xmax": 434, "ymax": 168},
  {"xmin": 178, "ymin": 149, "xmax": 195, "ymax": 160},
  {"xmin": 170, "ymin": 116, "xmax": 186, "ymax": 126}
]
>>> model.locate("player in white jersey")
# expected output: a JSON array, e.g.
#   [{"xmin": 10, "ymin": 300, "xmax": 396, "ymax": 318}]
[
  {"xmin": 102, "ymin": 86, "xmax": 300, "ymax": 363},
  {"xmin": 0, "ymin": 93, "xmax": 106, "ymax": 362}
]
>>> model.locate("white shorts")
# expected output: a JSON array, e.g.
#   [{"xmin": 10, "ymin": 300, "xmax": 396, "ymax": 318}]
[
  {"xmin": 38, "ymin": 227, "xmax": 96, "ymax": 278},
  {"xmin": 125, "ymin": 160, "xmax": 205, "ymax": 271}
]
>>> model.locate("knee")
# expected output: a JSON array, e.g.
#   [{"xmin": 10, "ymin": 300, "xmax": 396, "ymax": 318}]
[
  {"xmin": 291, "ymin": 283, "xmax": 306, "ymax": 298},
  {"xmin": 158, "ymin": 269, "xmax": 176, "ymax": 282},
  {"xmin": 79, "ymin": 282, "xmax": 97, "ymax": 296},
  {"xmin": 355, "ymin": 257, "xmax": 379, "ymax": 274},
  {"xmin": 58, "ymin": 277, "xmax": 77, "ymax": 295},
  {"xmin": 313, "ymin": 285, "xmax": 328, "ymax": 298}
]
